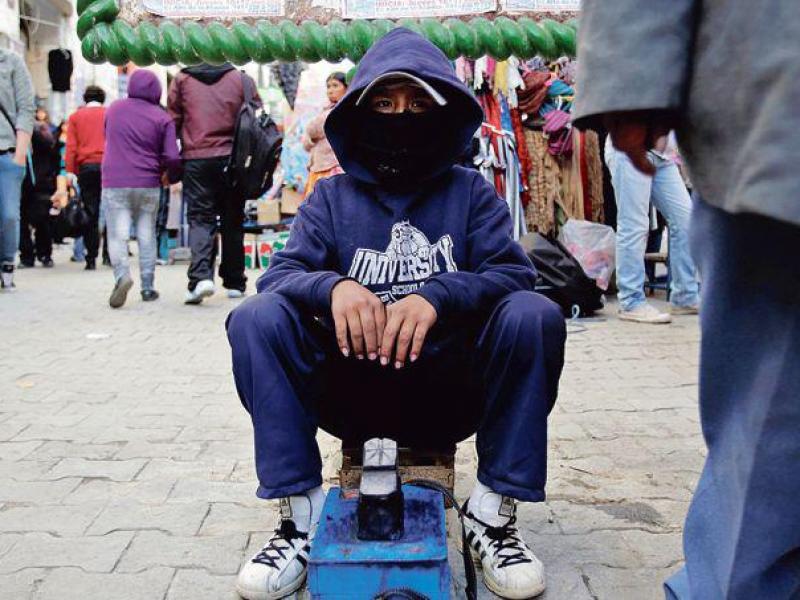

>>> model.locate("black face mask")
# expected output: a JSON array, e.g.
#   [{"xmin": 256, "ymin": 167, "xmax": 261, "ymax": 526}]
[{"xmin": 355, "ymin": 110, "xmax": 444, "ymax": 185}]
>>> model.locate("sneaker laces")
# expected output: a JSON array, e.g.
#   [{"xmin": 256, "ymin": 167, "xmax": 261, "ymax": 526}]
[
  {"xmin": 482, "ymin": 515, "xmax": 533, "ymax": 569},
  {"xmin": 466, "ymin": 506, "xmax": 533, "ymax": 570},
  {"xmin": 251, "ymin": 519, "xmax": 308, "ymax": 569}
]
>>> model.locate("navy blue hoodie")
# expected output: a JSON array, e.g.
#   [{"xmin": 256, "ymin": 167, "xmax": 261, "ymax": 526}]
[{"xmin": 257, "ymin": 28, "xmax": 537, "ymax": 319}]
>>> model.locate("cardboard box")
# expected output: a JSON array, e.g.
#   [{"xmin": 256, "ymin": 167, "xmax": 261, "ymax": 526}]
[
  {"xmin": 281, "ymin": 187, "xmax": 303, "ymax": 215},
  {"xmin": 257, "ymin": 200, "xmax": 281, "ymax": 225}
]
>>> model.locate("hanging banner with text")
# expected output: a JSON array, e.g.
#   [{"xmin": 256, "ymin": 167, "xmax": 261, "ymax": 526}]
[
  {"xmin": 501, "ymin": 0, "xmax": 580, "ymax": 11},
  {"xmin": 142, "ymin": 0, "xmax": 286, "ymax": 18},
  {"xmin": 341, "ymin": 0, "xmax": 496, "ymax": 19}
]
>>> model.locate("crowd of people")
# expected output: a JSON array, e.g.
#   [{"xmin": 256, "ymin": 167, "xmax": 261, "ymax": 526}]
[{"xmin": 0, "ymin": 51, "xmax": 260, "ymax": 309}]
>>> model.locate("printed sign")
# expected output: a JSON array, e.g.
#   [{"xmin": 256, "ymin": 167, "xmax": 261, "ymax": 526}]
[
  {"xmin": 502, "ymin": 0, "xmax": 580, "ymax": 11},
  {"xmin": 342, "ymin": 0, "xmax": 496, "ymax": 19},
  {"xmin": 143, "ymin": 0, "xmax": 285, "ymax": 18}
]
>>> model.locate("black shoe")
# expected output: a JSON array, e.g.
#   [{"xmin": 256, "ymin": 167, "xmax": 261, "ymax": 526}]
[
  {"xmin": 40, "ymin": 258, "xmax": 54, "ymax": 268},
  {"xmin": 102, "ymin": 257, "xmax": 111, "ymax": 267},
  {"xmin": 85, "ymin": 260, "xmax": 96, "ymax": 271},
  {"xmin": 18, "ymin": 261, "xmax": 34, "ymax": 269},
  {"xmin": 141, "ymin": 289, "xmax": 159, "ymax": 302},
  {"xmin": 70, "ymin": 256, "xmax": 81, "ymax": 263}
]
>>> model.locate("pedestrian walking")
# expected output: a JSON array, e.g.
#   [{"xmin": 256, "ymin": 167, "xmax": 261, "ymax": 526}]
[
  {"xmin": 301, "ymin": 71, "xmax": 347, "ymax": 197},
  {"xmin": 0, "ymin": 47, "xmax": 35, "ymax": 290},
  {"xmin": 227, "ymin": 29, "xmax": 566, "ymax": 600},
  {"xmin": 66, "ymin": 85, "xmax": 106, "ymax": 271},
  {"xmin": 102, "ymin": 69, "xmax": 181, "ymax": 308},
  {"xmin": 167, "ymin": 62, "xmax": 260, "ymax": 304},
  {"xmin": 575, "ymin": 1, "xmax": 800, "ymax": 598},
  {"xmin": 18, "ymin": 114, "xmax": 59, "ymax": 268}
]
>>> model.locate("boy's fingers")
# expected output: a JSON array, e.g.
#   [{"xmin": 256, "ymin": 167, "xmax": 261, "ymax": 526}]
[
  {"xmin": 347, "ymin": 309, "xmax": 365, "ymax": 358},
  {"xmin": 374, "ymin": 303, "xmax": 386, "ymax": 353},
  {"xmin": 409, "ymin": 322, "xmax": 429, "ymax": 363},
  {"xmin": 333, "ymin": 311, "xmax": 349, "ymax": 357},
  {"xmin": 393, "ymin": 319, "xmax": 416, "ymax": 369},
  {"xmin": 359, "ymin": 306, "xmax": 378, "ymax": 358},
  {"xmin": 380, "ymin": 311, "xmax": 401, "ymax": 366}
]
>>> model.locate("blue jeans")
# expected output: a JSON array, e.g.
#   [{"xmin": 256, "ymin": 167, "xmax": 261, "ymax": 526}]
[
  {"xmin": 73, "ymin": 237, "xmax": 85, "ymax": 261},
  {"xmin": 665, "ymin": 199, "xmax": 800, "ymax": 599},
  {"xmin": 0, "ymin": 154, "xmax": 26, "ymax": 265},
  {"xmin": 104, "ymin": 188, "xmax": 160, "ymax": 291},
  {"xmin": 606, "ymin": 147, "xmax": 699, "ymax": 310}
]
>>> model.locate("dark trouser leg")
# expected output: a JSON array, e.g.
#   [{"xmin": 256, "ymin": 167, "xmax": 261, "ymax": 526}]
[
  {"xmin": 665, "ymin": 199, "xmax": 800, "ymax": 599},
  {"xmin": 184, "ymin": 158, "xmax": 220, "ymax": 291},
  {"xmin": 226, "ymin": 292, "xmax": 328, "ymax": 498},
  {"xmin": 18, "ymin": 188, "xmax": 34, "ymax": 264},
  {"xmin": 474, "ymin": 291, "xmax": 566, "ymax": 502},
  {"xmin": 32, "ymin": 193, "xmax": 53, "ymax": 261},
  {"xmin": 218, "ymin": 187, "xmax": 247, "ymax": 292},
  {"xmin": 78, "ymin": 164, "xmax": 102, "ymax": 261}
]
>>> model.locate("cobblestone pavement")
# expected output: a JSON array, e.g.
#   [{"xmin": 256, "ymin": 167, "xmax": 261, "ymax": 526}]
[{"xmin": 0, "ymin": 246, "xmax": 703, "ymax": 600}]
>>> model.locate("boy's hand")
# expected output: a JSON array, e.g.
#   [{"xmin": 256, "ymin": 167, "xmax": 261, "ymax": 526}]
[
  {"xmin": 331, "ymin": 280, "xmax": 386, "ymax": 360},
  {"xmin": 380, "ymin": 295, "xmax": 437, "ymax": 369}
]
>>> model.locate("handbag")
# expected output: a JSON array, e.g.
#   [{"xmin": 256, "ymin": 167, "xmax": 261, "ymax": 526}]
[{"xmin": 63, "ymin": 194, "xmax": 90, "ymax": 237}]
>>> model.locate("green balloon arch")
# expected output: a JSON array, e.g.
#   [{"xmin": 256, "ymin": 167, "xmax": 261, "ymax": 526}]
[{"xmin": 77, "ymin": 0, "xmax": 578, "ymax": 66}]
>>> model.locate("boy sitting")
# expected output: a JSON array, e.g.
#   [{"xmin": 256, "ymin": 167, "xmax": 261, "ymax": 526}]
[{"xmin": 226, "ymin": 28, "xmax": 566, "ymax": 600}]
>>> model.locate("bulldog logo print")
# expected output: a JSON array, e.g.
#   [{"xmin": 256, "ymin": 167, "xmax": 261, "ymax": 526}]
[{"xmin": 348, "ymin": 221, "xmax": 458, "ymax": 304}]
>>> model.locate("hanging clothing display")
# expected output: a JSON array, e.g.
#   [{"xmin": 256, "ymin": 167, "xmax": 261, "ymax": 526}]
[
  {"xmin": 48, "ymin": 49, "xmax": 73, "ymax": 92},
  {"xmin": 455, "ymin": 56, "xmax": 606, "ymax": 237}
]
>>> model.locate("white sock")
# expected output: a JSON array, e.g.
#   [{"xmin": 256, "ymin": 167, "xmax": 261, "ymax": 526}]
[
  {"xmin": 281, "ymin": 486, "xmax": 326, "ymax": 534},
  {"xmin": 468, "ymin": 480, "xmax": 515, "ymax": 527}
]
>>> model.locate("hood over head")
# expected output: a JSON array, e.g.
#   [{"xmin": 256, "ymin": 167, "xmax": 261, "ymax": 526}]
[
  {"xmin": 182, "ymin": 63, "xmax": 235, "ymax": 85},
  {"xmin": 127, "ymin": 69, "xmax": 162, "ymax": 104},
  {"xmin": 325, "ymin": 28, "xmax": 483, "ymax": 185}
]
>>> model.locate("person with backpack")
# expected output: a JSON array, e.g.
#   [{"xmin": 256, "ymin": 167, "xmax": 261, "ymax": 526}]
[
  {"xmin": 168, "ymin": 63, "xmax": 261, "ymax": 304},
  {"xmin": 226, "ymin": 29, "xmax": 566, "ymax": 600},
  {"xmin": 102, "ymin": 69, "xmax": 181, "ymax": 308},
  {"xmin": 0, "ymin": 47, "xmax": 35, "ymax": 290}
]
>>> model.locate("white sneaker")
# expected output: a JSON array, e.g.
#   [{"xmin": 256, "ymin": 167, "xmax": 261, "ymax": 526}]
[
  {"xmin": 237, "ymin": 517, "xmax": 311, "ymax": 600},
  {"xmin": 618, "ymin": 302, "xmax": 672, "ymax": 324},
  {"xmin": 0, "ymin": 264, "xmax": 14, "ymax": 291},
  {"xmin": 464, "ymin": 492, "xmax": 545, "ymax": 599},
  {"xmin": 184, "ymin": 279, "xmax": 215, "ymax": 305},
  {"xmin": 227, "ymin": 288, "xmax": 245, "ymax": 299},
  {"xmin": 237, "ymin": 488, "xmax": 325, "ymax": 600},
  {"xmin": 670, "ymin": 303, "xmax": 700, "ymax": 316}
]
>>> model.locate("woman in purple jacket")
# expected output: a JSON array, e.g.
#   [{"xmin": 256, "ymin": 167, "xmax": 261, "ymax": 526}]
[{"xmin": 101, "ymin": 69, "xmax": 182, "ymax": 308}]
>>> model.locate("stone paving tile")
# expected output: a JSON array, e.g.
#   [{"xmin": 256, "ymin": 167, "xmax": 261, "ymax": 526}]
[
  {"xmin": 86, "ymin": 501, "xmax": 211, "ymax": 536},
  {"xmin": 35, "ymin": 566, "xmax": 174, "ymax": 600},
  {"xmin": 0, "ymin": 247, "xmax": 705, "ymax": 598},
  {"xmin": 0, "ymin": 503, "xmax": 104, "ymax": 536},
  {"xmin": 41, "ymin": 458, "xmax": 148, "ymax": 482},
  {"xmin": 116, "ymin": 531, "xmax": 248, "ymax": 575},
  {"xmin": 166, "ymin": 568, "xmax": 240, "ymax": 600},
  {"xmin": 0, "ymin": 531, "xmax": 133, "ymax": 573}
]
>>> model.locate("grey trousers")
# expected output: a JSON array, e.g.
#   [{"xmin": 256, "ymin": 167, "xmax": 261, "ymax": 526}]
[{"xmin": 103, "ymin": 187, "xmax": 160, "ymax": 291}]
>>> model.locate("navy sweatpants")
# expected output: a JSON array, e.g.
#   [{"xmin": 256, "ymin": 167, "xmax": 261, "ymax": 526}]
[
  {"xmin": 226, "ymin": 290, "xmax": 566, "ymax": 502},
  {"xmin": 665, "ymin": 199, "xmax": 800, "ymax": 599}
]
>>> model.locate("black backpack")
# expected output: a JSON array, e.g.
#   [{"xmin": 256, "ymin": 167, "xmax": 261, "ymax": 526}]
[
  {"xmin": 226, "ymin": 73, "xmax": 282, "ymax": 200},
  {"xmin": 520, "ymin": 233, "xmax": 604, "ymax": 317}
]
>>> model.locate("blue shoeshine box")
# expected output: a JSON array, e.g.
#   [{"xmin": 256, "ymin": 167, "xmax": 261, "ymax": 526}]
[{"xmin": 307, "ymin": 486, "xmax": 450, "ymax": 599}]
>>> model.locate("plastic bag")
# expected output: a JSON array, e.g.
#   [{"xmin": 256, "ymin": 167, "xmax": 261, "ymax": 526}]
[{"xmin": 558, "ymin": 219, "xmax": 616, "ymax": 291}]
